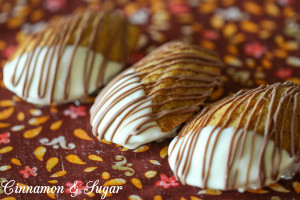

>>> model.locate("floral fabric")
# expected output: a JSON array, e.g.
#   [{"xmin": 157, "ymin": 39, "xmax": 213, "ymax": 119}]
[{"xmin": 0, "ymin": 0, "xmax": 300, "ymax": 200}]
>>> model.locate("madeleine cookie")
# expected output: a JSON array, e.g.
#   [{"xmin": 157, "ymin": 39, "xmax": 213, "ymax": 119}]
[
  {"xmin": 169, "ymin": 82, "xmax": 300, "ymax": 191},
  {"xmin": 3, "ymin": 9, "xmax": 140, "ymax": 105},
  {"xmin": 90, "ymin": 41, "xmax": 223, "ymax": 149}
]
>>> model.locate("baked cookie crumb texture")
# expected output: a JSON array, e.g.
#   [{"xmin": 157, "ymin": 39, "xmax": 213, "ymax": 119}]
[
  {"xmin": 90, "ymin": 41, "xmax": 223, "ymax": 149},
  {"xmin": 169, "ymin": 81, "xmax": 300, "ymax": 191},
  {"xmin": 3, "ymin": 9, "xmax": 140, "ymax": 105}
]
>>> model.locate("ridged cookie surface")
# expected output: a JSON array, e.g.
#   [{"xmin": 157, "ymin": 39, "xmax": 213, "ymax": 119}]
[
  {"xmin": 90, "ymin": 41, "xmax": 223, "ymax": 149},
  {"xmin": 169, "ymin": 82, "xmax": 300, "ymax": 191},
  {"xmin": 3, "ymin": 9, "xmax": 140, "ymax": 105}
]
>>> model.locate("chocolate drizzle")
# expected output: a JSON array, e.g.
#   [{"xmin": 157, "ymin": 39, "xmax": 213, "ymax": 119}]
[
  {"xmin": 6, "ymin": 9, "xmax": 139, "ymax": 104},
  {"xmin": 90, "ymin": 41, "xmax": 223, "ymax": 146},
  {"xmin": 169, "ymin": 81, "xmax": 300, "ymax": 190}
]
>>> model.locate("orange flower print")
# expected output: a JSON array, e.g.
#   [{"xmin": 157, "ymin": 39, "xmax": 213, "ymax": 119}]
[
  {"xmin": 44, "ymin": 0, "xmax": 67, "ymax": 12},
  {"xmin": 274, "ymin": 67, "xmax": 293, "ymax": 80},
  {"xmin": 3, "ymin": 45, "xmax": 16, "ymax": 59},
  {"xmin": 169, "ymin": 3, "xmax": 190, "ymax": 15},
  {"xmin": 65, "ymin": 180, "xmax": 87, "ymax": 197},
  {"xmin": 155, "ymin": 174, "xmax": 180, "ymax": 189},
  {"xmin": 0, "ymin": 132, "xmax": 10, "ymax": 145},
  {"xmin": 63, "ymin": 105, "xmax": 87, "ymax": 119},
  {"xmin": 278, "ymin": 0, "xmax": 295, "ymax": 6},
  {"xmin": 202, "ymin": 29, "xmax": 219, "ymax": 40},
  {"xmin": 19, "ymin": 166, "xmax": 38, "ymax": 178},
  {"xmin": 244, "ymin": 41, "xmax": 267, "ymax": 58}
]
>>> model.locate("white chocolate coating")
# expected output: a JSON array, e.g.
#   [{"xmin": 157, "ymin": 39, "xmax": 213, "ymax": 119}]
[
  {"xmin": 3, "ymin": 45, "xmax": 121, "ymax": 105},
  {"xmin": 168, "ymin": 126, "xmax": 296, "ymax": 191},
  {"xmin": 90, "ymin": 41, "xmax": 224, "ymax": 149},
  {"xmin": 90, "ymin": 68, "xmax": 174, "ymax": 149}
]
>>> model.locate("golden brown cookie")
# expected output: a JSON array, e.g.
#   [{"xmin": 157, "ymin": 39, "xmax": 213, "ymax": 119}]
[
  {"xmin": 169, "ymin": 81, "xmax": 300, "ymax": 191},
  {"xmin": 3, "ymin": 9, "xmax": 140, "ymax": 105},
  {"xmin": 90, "ymin": 41, "xmax": 223, "ymax": 149}
]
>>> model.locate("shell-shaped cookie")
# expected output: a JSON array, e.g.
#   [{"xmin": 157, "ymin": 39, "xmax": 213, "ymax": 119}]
[
  {"xmin": 3, "ymin": 9, "xmax": 140, "ymax": 105},
  {"xmin": 168, "ymin": 82, "xmax": 300, "ymax": 191},
  {"xmin": 90, "ymin": 41, "xmax": 223, "ymax": 149}
]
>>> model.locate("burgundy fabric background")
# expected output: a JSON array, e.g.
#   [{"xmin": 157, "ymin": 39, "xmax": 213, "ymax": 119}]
[{"xmin": 0, "ymin": 0, "xmax": 300, "ymax": 200}]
